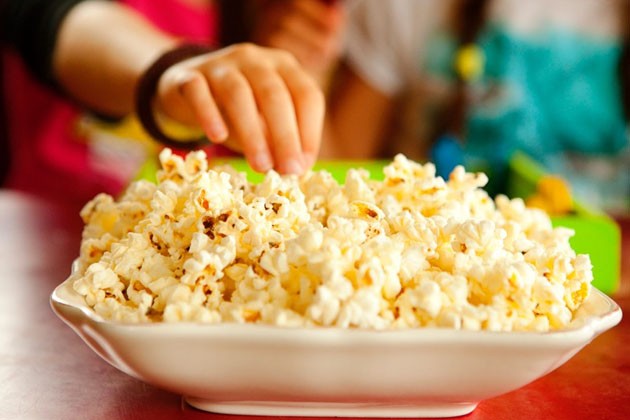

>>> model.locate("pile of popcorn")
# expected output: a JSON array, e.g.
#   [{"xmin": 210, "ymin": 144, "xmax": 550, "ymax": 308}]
[{"xmin": 71, "ymin": 149, "xmax": 593, "ymax": 331}]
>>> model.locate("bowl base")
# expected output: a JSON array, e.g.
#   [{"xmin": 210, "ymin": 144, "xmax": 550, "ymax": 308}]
[{"xmin": 185, "ymin": 398, "xmax": 478, "ymax": 418}]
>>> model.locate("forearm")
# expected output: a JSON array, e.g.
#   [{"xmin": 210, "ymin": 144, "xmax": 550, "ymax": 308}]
[
  {"xmin": 52, "ymin": 0, "xmax": 178, "ymax": 117},
  {"xmin": 319, "ymin": 65, "xmax": 395, "ymax": 159}
]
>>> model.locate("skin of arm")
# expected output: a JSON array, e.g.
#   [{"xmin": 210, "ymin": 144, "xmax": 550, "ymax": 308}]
[
  {"xmin": 252, "ymin": 0, "xmax": 346, "ymax": 87},
  {"xmin": 319, "ymin": 63, "xmax": 396, "ymax": 159},
  {"xmin": 52, "ymin": 0, "xmax": 325, "ymax": 174},
  {"xmin": 53, "ymin": 0, "xmax": 177, "ymax": 117}
]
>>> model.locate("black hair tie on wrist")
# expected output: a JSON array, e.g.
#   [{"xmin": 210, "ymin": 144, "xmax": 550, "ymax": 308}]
[{"xmin": 135, "ymin": 43, "xmax": 215, "ymax": 150}]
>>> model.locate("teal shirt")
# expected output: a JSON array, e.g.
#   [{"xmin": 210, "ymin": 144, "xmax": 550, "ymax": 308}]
[{"xmin": 425, "ymin": 25, "xmax": 629, "ymax": 208}]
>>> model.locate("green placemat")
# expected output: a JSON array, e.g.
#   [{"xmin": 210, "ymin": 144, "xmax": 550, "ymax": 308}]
[{"xmin": 211, "ymin": 158, "xmax": 388, "ymax": 184}]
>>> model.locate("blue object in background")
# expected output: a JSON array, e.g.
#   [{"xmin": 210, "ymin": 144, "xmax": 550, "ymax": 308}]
[{"xmin": 430, "ymin": 134, "xmax": 464, "ymax": 179}]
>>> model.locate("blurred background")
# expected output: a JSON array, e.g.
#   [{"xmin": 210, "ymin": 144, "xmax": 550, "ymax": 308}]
[{"xmin": 0, "ymin": 0, "xmax": 628, "ymax": 218}]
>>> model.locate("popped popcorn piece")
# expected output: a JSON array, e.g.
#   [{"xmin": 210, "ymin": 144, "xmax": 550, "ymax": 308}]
[{"xmin": 70, "ymin": 150, "xmax": 594, "ymax": 331}]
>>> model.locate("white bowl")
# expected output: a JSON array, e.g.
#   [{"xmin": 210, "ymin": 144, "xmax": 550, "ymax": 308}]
[{"xmin": 51, "ymin": 264, "xmax": 622, "ymax": 418}]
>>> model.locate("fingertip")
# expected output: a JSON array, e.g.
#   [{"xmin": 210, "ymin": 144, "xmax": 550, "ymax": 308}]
[
  {"xmin": 207, "ymin": 123, "xmax": 229, "ymax": 144},
  {"xmin": 251, "ymin": 151, "xmax": 274, "ymax": 173},
  {"xmin": 303, "ymin": 152, "xmax": 317, "ymax": 170},
  {"xmin": 280, "ymin": 157, "xmax": 305, "ymax": 175}
]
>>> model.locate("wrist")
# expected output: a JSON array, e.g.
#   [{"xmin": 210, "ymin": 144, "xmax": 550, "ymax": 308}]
[{"xmin": 135, "ymin": 43, "xmax": 215, "ymax": 149}]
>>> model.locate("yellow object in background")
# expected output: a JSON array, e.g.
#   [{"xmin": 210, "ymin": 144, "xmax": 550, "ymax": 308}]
[
  {"xmin": 526, "ymin": 175, "xmax": 574, "ymax": 215},
  {"xmin": 454, "ymin": 44, "xmax": 485, "ymax": 82}
]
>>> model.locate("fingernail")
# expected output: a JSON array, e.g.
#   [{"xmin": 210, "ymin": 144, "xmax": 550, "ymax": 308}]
[
  {"xmin": 283, "ymin": 158, "xmax": 304, "ymax": 175},
  {"xmin": 303, "ymin": 153, "xmax": 317, "ymax": 169},
  {"xmin": 253, "ymin": 152, "xmax": 273, "ymax": 172},
  {"xmin": 209, "ymin": 125, "xmax": 228, "ymax": 143}
]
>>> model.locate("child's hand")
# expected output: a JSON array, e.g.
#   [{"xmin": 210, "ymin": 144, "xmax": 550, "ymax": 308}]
[
  {"xmin": 156, "ymin": 43, "xmax": 325, "ymax": 174},
  {"xmin": 253, "ymin": 0, "xmax": 346, "ymax": 84}
]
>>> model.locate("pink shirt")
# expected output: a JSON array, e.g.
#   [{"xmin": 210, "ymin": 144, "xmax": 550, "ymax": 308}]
[{"xmin": 4, "ymin": 0, "xmax": 218, "ymax": 209}]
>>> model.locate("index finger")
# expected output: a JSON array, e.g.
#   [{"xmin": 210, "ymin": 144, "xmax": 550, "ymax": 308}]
[
  {"xmin": 278, "ymin": 59, "xmax": 325, "ymax": 169},
  {"xmin": 207, "ymin": 65, "xmax": 274, "ymax": 172},
  {"xmin": 243, "ymin": 65, "xmax": 305, "ymax": 175}
]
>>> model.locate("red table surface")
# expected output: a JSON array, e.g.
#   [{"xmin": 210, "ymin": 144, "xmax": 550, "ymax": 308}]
[{"xmin": 0, "ymin": 190, "xmax": 628, "ymax": 420}]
